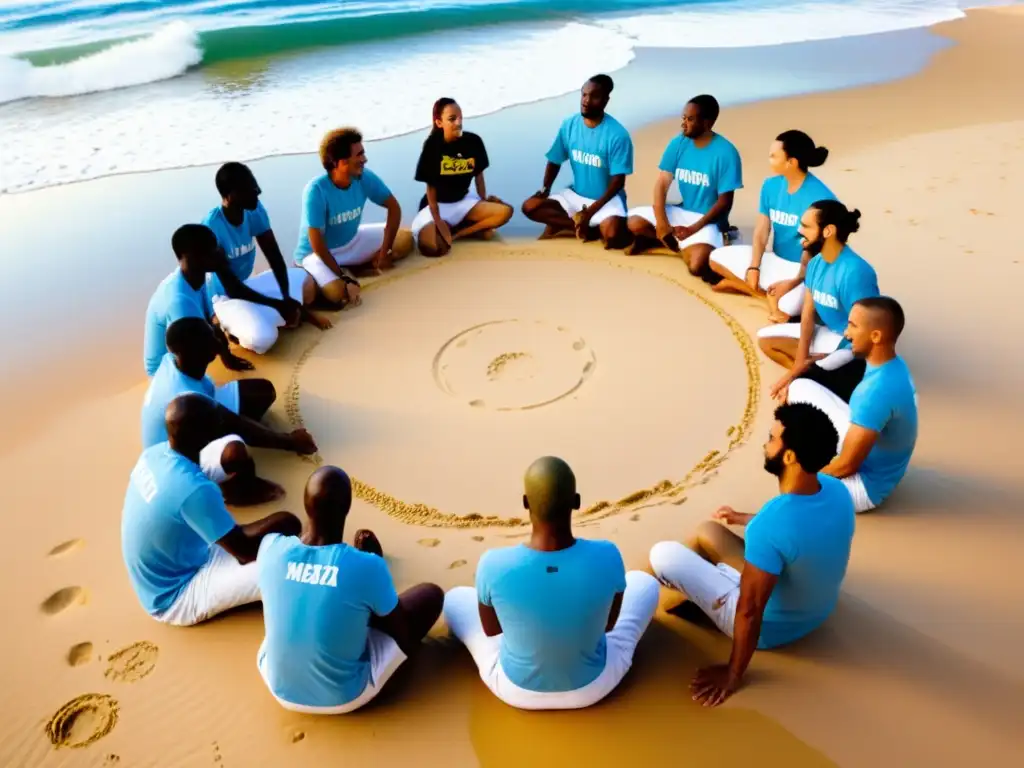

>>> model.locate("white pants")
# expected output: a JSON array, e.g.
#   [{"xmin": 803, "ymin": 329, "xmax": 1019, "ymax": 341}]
[
  {"xmin": 154, "ymin": 546, "xmax": 260, "ymax": 627},
  {"xmin": 710, "ymin": 245, "xmax": 805, "ymax": 317},
  {"xmin": 198, "ymin": 433, "xmax": 245, "ymax": 484},
  {"xmin": 256, "ymin": 629, "xmax": 407, "ymax": 714},
  {"xmin": 301, "ymin": 224, "xmax": 386, "ymax": 286},
  {"xmin": 411, "ymin": 192, "xmax": 481, "ymax": 239},
  {"xmin": 649, "ymin": 541, "xmax": 741, "ymax": 636},
  {"xmin": 550, "ymin": 188, "xmax": 627, "ymax": 226},
  {"xmin": 757, "ymin": 322, "xmax": 845, "ymax": 356},
  {"xmin": 211, "ymin": 268, "xmax": 308, "ymax": 355},
  {"xmin": 627, "ymin": 205, "xmax": 724, "ymax": 249},
  {"xmin": 443, "ymin": 571, "xmax": 659, "ymax": 710},
  {"xmin": 787, "ymin": 379, "xmax": 875, "ymax": 512}
]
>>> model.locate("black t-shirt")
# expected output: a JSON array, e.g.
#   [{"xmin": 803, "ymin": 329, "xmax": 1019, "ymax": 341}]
[{"xmin": 415, "ymin": 131, "xmax": 490, "ymax": 209}]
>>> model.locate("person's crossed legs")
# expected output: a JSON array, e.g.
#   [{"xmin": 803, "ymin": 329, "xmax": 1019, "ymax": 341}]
[{"xmin": 522, "ymin": 191, "xmax": 631, "ymax": 249}]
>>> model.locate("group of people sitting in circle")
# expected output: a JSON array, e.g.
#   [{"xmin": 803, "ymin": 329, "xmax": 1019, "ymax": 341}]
[{"xmin": 124, "ymin": 71, "xmax": 919, "ymax": 713}]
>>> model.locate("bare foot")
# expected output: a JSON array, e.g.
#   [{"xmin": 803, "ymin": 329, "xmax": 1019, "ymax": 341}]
[
  {"xmin": 477, "ymin": 229, "xmax": 495, "ymax": 241},
  {"xmin": 354, "ymin": 529, "xmax": 383, "ymax": 557},
  {"xmin": 220, "ymin": 476, "xmax": 285, "ymax": 507},
  {"xmin": 538, "ymin": 225, "xmax": 558, "ymax": 240},
  {"xmin": 624, "ymin": 240, "xmax": 644, "ymax": 256},
  {"xmin": 711, "ymin": 280, "xmax": 735, "ymax": 293},
  {"xmin": 767, "ymin": 308, "xmax": 791, "ymax": 323}
]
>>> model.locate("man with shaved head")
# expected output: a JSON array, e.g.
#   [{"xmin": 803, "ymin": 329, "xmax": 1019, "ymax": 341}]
[
  {"xmin": 122, "ymin": 393, "xmax": 302, "ymax": 626},
  {"xmin": 788, "ymin": 296, "xmax": 918, "ymax": 512},
  {"xmin": 443, "ymin": 456, "xmax": 659, "ymax": 709},
  {"xmin": 256, "ymin": 466, "xmax": 443, "ymax": 714}
]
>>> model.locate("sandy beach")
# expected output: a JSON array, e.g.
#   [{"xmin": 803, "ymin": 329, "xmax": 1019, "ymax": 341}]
[{"xmin": 2, "ymin": 5, "xmax": 1023, "ymax": 766}]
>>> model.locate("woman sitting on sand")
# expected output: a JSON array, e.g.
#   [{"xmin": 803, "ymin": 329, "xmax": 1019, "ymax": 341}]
[
  {"xmin": 708, "ymin": 130, "xmax": 835, "ymax": 322},
  {"xmin": 411, "ymin": 98, "xmax": 513, "ymax": 257}
]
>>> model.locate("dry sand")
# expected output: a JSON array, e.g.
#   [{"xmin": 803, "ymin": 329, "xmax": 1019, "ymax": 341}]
[{"xmin": 2, "ymin": 7, "xmax": 1023, "ymax": 766}]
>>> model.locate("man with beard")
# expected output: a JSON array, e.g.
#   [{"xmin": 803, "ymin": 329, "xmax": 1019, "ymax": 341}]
[
  {"xmin": 625, "ymin": 94, "xmax": 743, "ymax": 278},
  {"xmin": 202, "ymin": 163, "xmax": 331, "ymax": 355},
  {"xmin": 788, "ymin": 297, "xmax": 918, "ymax": 513},
  {"xmin": 521, "ymin": 74, "xmax": 634, "ymax": 249},
  {"xmin": 760, "ymin": 200, "xmax": 879, "ymax": 403},
  {"xmin": 648, "ymin": 402, "xmax": 854, "ymax": 707}
]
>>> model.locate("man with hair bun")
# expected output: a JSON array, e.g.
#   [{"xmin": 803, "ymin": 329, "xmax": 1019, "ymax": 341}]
[{"xmin": 649, "ymin": 402, "xmax": 855, "ymax": 707}]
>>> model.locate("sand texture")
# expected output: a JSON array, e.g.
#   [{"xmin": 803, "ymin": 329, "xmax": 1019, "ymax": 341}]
[{"xmin": 1, "ymin": 7, "xmax": 1023, "ymax": 767}]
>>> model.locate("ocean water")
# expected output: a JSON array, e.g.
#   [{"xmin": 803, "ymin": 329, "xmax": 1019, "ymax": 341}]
[{"xmin": 0, "ymin": 0, "xmax": 968, "ymax": 194}]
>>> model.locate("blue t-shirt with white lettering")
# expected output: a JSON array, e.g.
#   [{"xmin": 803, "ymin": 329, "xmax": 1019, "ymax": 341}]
[
  {"xmin": 849, "ymin": 356, "xmax": 918, "ymax": 505},
  {"xmin": 257, "ymin": 535, "xmax": 400, "ymax": 708},
  {"xmin": 477, "ymin": 539, "xmax": 626, "ymax": 693},
  {"xmin": 121, "ymin": 444, "xmax": 237, "ymax": 616},
  {"xmin": 141, "ymin": 353, "xmax": 216, "ymax": 449},
  {"xmin": 804, "ymin": 246, "xmax": 879, "ymax": 338},
  {"xmin": 744, "ymin": 475, "xmax": 855, "ymax": 648},
  {"xmin": 203, "ymin": 202, "xmax": 272, "ymax": 297},
  {"xmin": 143, "ymin": 269, "xmax": 214, "ymax": 376},
  {"xmin": 546, "ymin": 113, "xmax": 633, "ymax": 202},
  {"xmin": 758, "ymin": 173, "xmax": 836, "ymax": 262},
  {"xmin": 294, "ymin": 171, "xmax": 392, "ymax": 264},
  {"xmin": 658, "ymin": 133, "xmax": 743, "ymax": 221}
]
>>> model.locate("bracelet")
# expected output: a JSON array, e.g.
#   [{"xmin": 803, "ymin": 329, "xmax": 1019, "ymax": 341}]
[
  {"xmin": 747, "ymin": 266, "xmax": 760, "ymax": 272},
  {"xmin": 341, "ymin": 275, "xmax": 360, "ymax": 287}
]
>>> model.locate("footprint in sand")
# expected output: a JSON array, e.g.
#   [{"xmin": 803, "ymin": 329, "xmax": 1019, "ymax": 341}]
[
  {"xmin": 45, "ymin": 693, "xmax": 119, "ymax": 749},
  {"xmin": 290, "ymin": 730, "xmax": 305, "ymax": 744},
  {"xmin": 572, "ymin": 340, "xmax": 585, "ymax": 351},
  {"xmin": 105, "ymin": 641, "xmax": 159, "ymax": 683},
  {"xmin": 417, "ymin": 538, "xmax": 441, "ymax": 548},
  {"xmin": 469, "ymin": 399, "xmax": 485, "ymax": 408},
  {"xmin": 67, "ymin": 642, "xmax": 94, "ymax": 667},
  {"xmin": 48, "ymin": 538, "xmax": 84, "ymax": 558},
  {"xmin": 471, "ymin": 535, "xmax": 485, "ymax": 542},
  {"xmin": 629, "ymin": 514, "xmax": 641, "ymax": 522},
  {"xmin": 41, "ymin": 586, "xmax": 88, "ymax": 615},
  {"xmin": 448, "ymin": 560, "xmax": 468, "ymax": 570}
]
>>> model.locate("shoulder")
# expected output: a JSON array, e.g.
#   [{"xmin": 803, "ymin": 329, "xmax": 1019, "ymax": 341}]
[
  {"xmin": 714, "ymin": 134, "xmax": 741, "ymax": 158},
  {"xmin": 257, "ymin": 532, "xmax": 287, "ymax": 561},
  {"xmin": 605, "ymin": 115, "xmax": 631, "ymax": 139},
  {"xmin": 818, "ymin": 474, "xmax": 848, "ymax": 500},
  {"xmin": 845, "ymin": 247, "xmax": 877, "ymax": 275},
  {"xmin": 662, "ymin": 134, "xmax": 683, "ymax": 153},
  {"xmin": 749, "ymin": 495, "xmax": 789, "ymax": 530},
  {"xmin": 559, "ymin": 113, "xmax": 580, "ymax": 131},
  {"xmin": 303, "ymin": 175, "xmax": 328, "ymax": 197},
  {"xmin": 760, "ymin": 174, "xmax": 782, "ymax": 194},
  {"xmin": 464, "ymin": 130, "xmax": 485, "ymax": 145},
  {"xmin": 361, "ymin": 168, "xmax": 386, "ymax": 186},
  {"xmin": 202, "ymin": 206, "xmax": 223, "ymax": 228},
  {"xmin": 807, "ymin": 173, "xmax": 835, "ymax": 198}
]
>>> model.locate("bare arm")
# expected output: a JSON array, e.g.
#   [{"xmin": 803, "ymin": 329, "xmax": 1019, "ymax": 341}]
[
  {"xmin": 380, "ymin": 194, "xmax": 402, "ymax": 256},
  {"xmin": 822, "ymin": 424, "xmax": 878, "ymax": 478},
  {"xmin": 373, "ymin": 601, "xmax": 415, "ymax": 654},
  {"xmin": 750, "ymin": 214, "xmax": 771, "ymax": 269},
  {"xmin": 585, "ymin": 174, "xmax": 626, "ymax": 220},
  {"xmin": 426, "ymin": 185, "xmax": 444, "ymax": 228},
  {"xmin": 214, "ymin": 401, "xmax": 309, "ymax": 452},
  {"xmin": 652, "ymin": 170, "xmax": 674, "ymax": 230},
  {"xmin": 216, "ymin": 512, "xmax": 301, "ymax": 565},
  {"xmin": 479, "ymin": 602, "xmax": 503, "ymax": 637},
  {"xmin": 605, "ymin": 591, "xmax": 624, "ymax": 632},
  {"xmin": 726, "ymin": 564, "xmax": 777, "ymax": 684},
  {"xmin": 539, "ymin": 161, "xmax": 561, "ymax": 195},
  {"xmin": 255, "ymin": 229, "xmax": 292, "ymax": 301},
  {"xmin": 687, "ymin": 191, "xmax": 736, "ymax": 233},
  {"xmin": 474, "ymin": 171, "xmax": 487, "ymax": 200},
  {"xmin": 791, "ymin": 287, "xmax": 818, "ymax": 373},
  {"xmin": 308, "ymin": 227, "xmax": 347, "ymax": 280}
]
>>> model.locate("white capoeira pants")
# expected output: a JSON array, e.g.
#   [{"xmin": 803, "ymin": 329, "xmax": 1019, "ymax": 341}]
[
  {"xmin": 154, "ymin": 546, "xmax": 260, "ymax": 627},
  {"xmin": 442, "ymin": 571, "xmax": 659, "ymax": 710},
  {"xmin": 256, "ymin": 629, "xmax": 407, "ymax": 714},
  {"xmin": 787, "ymin": 379, "xmax": 875, "ymax": 513},
  {"xmin": 710, "ymin": 245, "xmax": 805, "ymax": 317},
  {"xmin": 649, "ymin": 541, "xmax": 741, "ymax": 637},
  {"xmin": 757, "ymin": 322, "xmax": 848, "ymax": 357},
  {"xmin": 300, "ymin": 223, "xmax": 386, "ymax": 287},
  {"xmin": 627, "ymin": 206, "xmax": 724, "ymax": 249},
  {"xmin": 210, "ymin": 267, "xmax": 308, "ymax": 355},
  {"xmin": 549, "ymin": 188, "xmax": 627, "ymax": 226},
  {"xmin": 411, "ymin": 192, "xmax": 481, "ymax": 239}
]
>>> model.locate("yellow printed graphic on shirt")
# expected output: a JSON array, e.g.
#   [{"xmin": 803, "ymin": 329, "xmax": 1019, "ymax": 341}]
[{"xmin": 440, "ymin": 155, "xmax": 475, "ymax": 175}]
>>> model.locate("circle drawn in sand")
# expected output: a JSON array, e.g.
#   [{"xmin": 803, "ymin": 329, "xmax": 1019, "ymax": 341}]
[
  {"xmin": 433, "ymin": 320, "xmax": 596, "ymax": 411},
  {"xmin": 104, "ymin": 641, "xmax": 159, "ymax": 683},
  {"xmin": 48, "ymin": 538, "xmax": 85, "ymax": 558},
  {"xmin": 67, "ymin": 642, "xmax": 94, "ymax": 667},
  {"xmin": 41, "ymin": 586, "xmax": 88, "ymax": 615},
  {"xmin": 45, "ymin": 693, "xmax": 119, "ymax": 749}
]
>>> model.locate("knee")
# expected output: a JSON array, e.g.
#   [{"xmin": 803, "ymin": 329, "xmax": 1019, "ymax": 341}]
[
  {"xmin": 649, "ymin": 540, "xmax": 686, "ymax": 578},
  {"xmin": 219, "ymin": 440, "xmax": 251, "ymax": 476},
  {"xmin": 302, "ymin": 274, "xmax": 318, "ymax": 306},
  {"xmin": 418, "ymin": 230, "xmax": 441, "ymax": 258},
  {"xmin": 393, "ymin": 229, "xmax": 414, "ymax": 259},
  {"xmin": 626, "ymin": 215, "xmax": 647, "ymax": 235},
  {"xmin": 320, "ymin": 279, "xmax": 349, "ymax": 307},
  {"xmin": 496, "ymin": 203, "xmax": 514, "ymax": 227},
  {"xmin": 421, "ymin": 583, "xmax": 446, "ymax": 611},
  {"xmin": 757, "ymin": 336, "xmax": 775, "ymax": 356},
  {"xmin": 600, "ymin": 217, "xmax": 628, "ymax": 247},
  {"xmin": 247, "ymin": 325, "xmax": 280, "ymax": 355},
  {"xmin": 521, "ymin": 196, "xmax": 540, "ymax": 218},
  {"xmin": 241, "ymin": 378, "xmax": 276, "ymax": 418}
]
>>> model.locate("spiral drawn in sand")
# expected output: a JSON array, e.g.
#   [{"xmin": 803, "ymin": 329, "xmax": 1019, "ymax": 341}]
[{"xmin": 283, "ymin": 252, "xmax": 760, "ymax": 528}]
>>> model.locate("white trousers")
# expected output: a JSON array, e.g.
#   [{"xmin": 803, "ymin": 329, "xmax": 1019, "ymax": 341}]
[
  {"xmin": 256, "ymin": 629, "xmax": 407, "ymax": 714},
  {"xmin": 757, "ymin": 322, "xmax": 845, "ymax": 356},
  {"xmin": 154, "ymin": 546, "xmax": 260, "ymax": 627},
  {"xmin": 198, "ymin": 433, "xmax": 245, "ymax": 484},
  {"xmin": 709, "ymin": 244, "xmax": 805, "ymax": 317},
  {"xmin": 411, "ymin": 192, "xmax": 481, "ymax": 239},
  {"xmin": 211, "ymin": 268, "xmax": 308, "ymax": 354},
  {"xmin": 301, "ymin": 224, "xmax": 386, "ymax": 286},
  {"xmin": 627, "ymin": 205, "xmax": 724, "ymax": 249},
  {"xmin": 442, "ymin": 571, "xmax": 659, "ymax": 710},
  {"xmin": 787, "ymin": 379, "xmax": 875, "ymax": 512},
  {"xmin": 649, "ymin": 541, "xmax": 741, "ymax": 637},
  {"xmin": 550, "ymin": 188, "xmax": 627, "ymax": 226}
]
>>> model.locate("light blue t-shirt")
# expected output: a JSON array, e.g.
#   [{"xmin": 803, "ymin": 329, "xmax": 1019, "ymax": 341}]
[
  {"xmin": 546, "ymin": 113, "xmax": 633, "ymax": 202},
  {"xmin": 804, "ymin": 246, "xmax": 879, "ymax": 338},
  {"xmin": 140, "ymin": 353, "xmax": 216, "ymax": 449},
  {"xmin": 744, "ymin": 475, "xmax": 855, "ymax": 648},
  {"xmin": 294, "ymin": 171, "xmax": 392, "ymax": 264},
  {"xmin": 121, "ymin": 444, "xmax": 236, "ymax": 616},
  {"xmin": 477, "ymin": 539, "xmax": 626, "ymax": 693},
  {"xmin": 849, "ymin": 356, "xmax": 918, "ymax": 505},
  {"xmin": 202, "ymin": 202, "xmax": 272, "ymax": 297},
  {"xmin": 758, "ymin": 173, "xmax": 836, "ymax": 262},
  {"xmin": 658, "ymin": 133, "xmax": 743, "ymax": 221},
  {"xmin": 257, "ymin": 535, "xmax": 400, "ymax": 708},
  {"xmin": 143, "ymin": 269, "xmax": 214, "ymax": 377}
]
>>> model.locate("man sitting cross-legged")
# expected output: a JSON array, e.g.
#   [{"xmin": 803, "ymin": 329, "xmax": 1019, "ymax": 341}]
[
  {"xmin": 141, "ymin": 317, "xmax": 318, "ymax": 506},
  {"xmin": 649, "ymin": 402, "xmax": 854, "ymax": 707},
  {"xmin": 444, "ymin": 456, "xmax": 659, "ymax": 710},
  {"xmin": 256, "ymin": 466, "xmax": 443, "ymax": 714},
  {"xmin": 122, "ymin": 393, "xmax": 303, "ymax": 626}
]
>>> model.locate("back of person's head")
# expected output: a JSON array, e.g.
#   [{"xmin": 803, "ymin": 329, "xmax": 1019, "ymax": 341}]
[
  {"xmin": 304, "ymin": 465, "xmax": 352, "ymax": 533},
  {"xmin": 523, "ymin": 456, "xmax": 580, "ymax": 524},
  {"xmin": 810, "ymin": 199, "xmax": 861, "ymax": 243},
  {"xmin": 165, "ymin": 393, "xmax": 219, "ymax": 455},
  {"xmin": 588, "ymin": 73, "xmax": 614, "ymax": 95},
  {"xmin": 689, "ymin": 94, "xmax": 720, "ymax": 124},
  {"xmin": 430, "ymin": 97, "xmax": 457, "ymax": 140},
  {"xmin": 171, "ymin": 223, "xmax": 217, "ymax": 261},
  {"xmin": 854, "ymin": 295, "xmax": 906, "ymax": 341},
  {"xmin": 774, "ymin": 403, "xmax": 839, "ymax": 474},
  {"xmin": 320, "ymin": 127, "xmax": 363, "ymax": 172},
  {"xmin": 215, "ymin": 161, "xmax": 253, "ymax": 198},
  {"xmin": 776, "ymin": 130, "xmax": 829, "ymax": 171},
  {"xmin": 165, "ymin": 317, "xmax": 216, "ymax": 363}
]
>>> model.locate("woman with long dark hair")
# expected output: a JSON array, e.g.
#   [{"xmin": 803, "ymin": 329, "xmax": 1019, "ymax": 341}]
[{"xmin": 411, "ymin": 98, "xmax": 512, "ymax": 256}]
